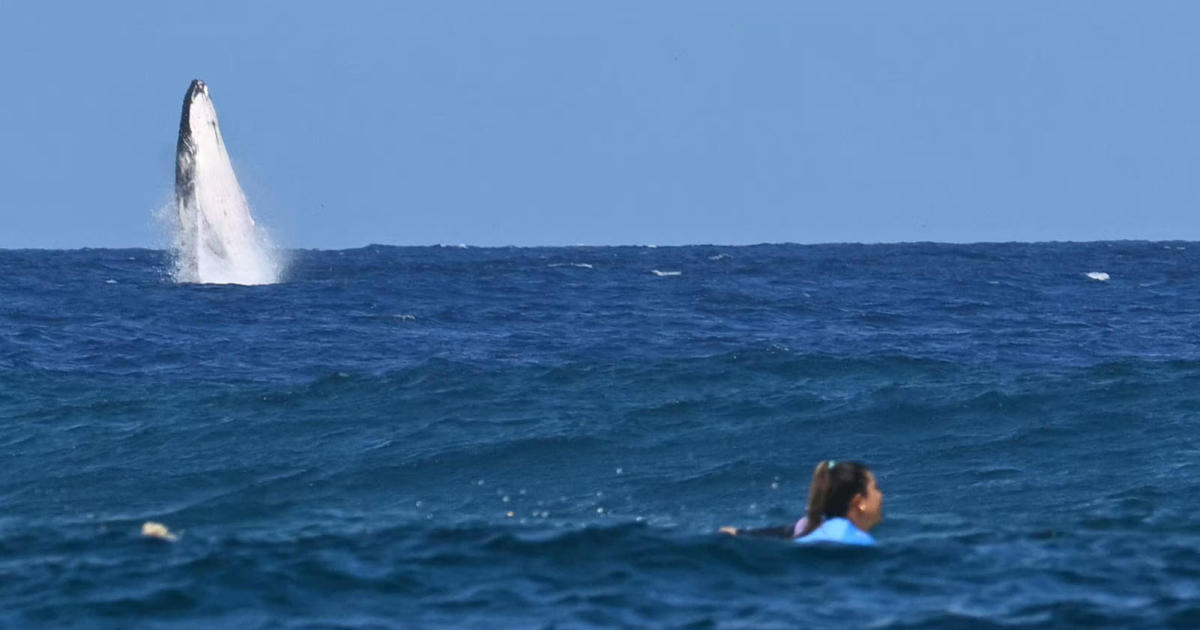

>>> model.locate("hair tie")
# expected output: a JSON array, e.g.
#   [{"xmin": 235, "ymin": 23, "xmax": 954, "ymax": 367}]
[{"xmin": 827, "ymin": 459, "xmax": 837, "ymax": 469}]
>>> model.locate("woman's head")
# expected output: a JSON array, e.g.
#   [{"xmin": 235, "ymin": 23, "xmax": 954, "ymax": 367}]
[{"xmin": 802, "ymin": 460, "xmax": 884, "ymax": 534}]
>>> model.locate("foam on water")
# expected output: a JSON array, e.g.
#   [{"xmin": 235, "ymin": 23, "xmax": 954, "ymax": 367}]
[{"xmin": 173, "ymin": 81, "xmax": 281, "ymax": 285}]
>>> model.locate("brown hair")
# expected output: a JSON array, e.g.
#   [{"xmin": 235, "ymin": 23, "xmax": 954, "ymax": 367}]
[{"xmin": 797, "ymin": 460, "xmax": 871, "ymax": 537}]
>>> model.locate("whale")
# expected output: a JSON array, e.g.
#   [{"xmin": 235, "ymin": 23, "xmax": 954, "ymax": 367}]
[{"xmin": 174, "ymin": 79, "xmax": 278, "ymax": 285}]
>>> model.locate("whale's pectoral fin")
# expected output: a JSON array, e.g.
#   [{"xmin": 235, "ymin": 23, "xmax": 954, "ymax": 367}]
[{"xmin": 199, "ymin": 215, "xmax": 229, "ymax": 259}]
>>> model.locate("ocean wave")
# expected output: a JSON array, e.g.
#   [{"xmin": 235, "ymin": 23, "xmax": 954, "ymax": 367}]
[
  {"xmin": 4, "ymin": 519, "xmax": 1196, "ymax": 628},
  {"xmin": 7, "ymin": 244, "xmax": 1200, "ymax": 627}
]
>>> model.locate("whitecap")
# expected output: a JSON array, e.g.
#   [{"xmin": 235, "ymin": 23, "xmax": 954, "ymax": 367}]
[
  {"xmin": 1085, "ymin": 272, "xmax": 1110, "ymax": 282},
  {"xmin": 548, "ymin": 263, "xmax": 594, "ymax": 269},
  {"xmin": 651, "ymin": 270, "xmax": 681, "ymax": 277}
]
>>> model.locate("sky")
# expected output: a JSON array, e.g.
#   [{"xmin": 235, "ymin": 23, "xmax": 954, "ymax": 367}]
[{"xmin": 2, "ymin": 1, "xmax": 1199, "ymax": 249}]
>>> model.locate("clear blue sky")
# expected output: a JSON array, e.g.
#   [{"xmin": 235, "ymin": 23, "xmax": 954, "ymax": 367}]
[{"xmin": 2, "ymin": 1, "xmax": 1199, "ymax": 249}]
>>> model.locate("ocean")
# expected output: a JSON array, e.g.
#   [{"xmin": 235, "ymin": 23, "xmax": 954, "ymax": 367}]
[{"xmin": 3, "ymin": 242, "xmax": 1199, "ymax": 628}]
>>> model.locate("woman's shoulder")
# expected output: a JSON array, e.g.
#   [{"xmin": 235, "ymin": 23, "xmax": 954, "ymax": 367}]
[{"xmin": 794, "ymin": 517, "xmax": 876, "ymax": 546}]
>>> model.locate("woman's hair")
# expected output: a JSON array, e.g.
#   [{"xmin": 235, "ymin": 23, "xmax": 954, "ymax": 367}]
[{"xmin": 798, "ymin": 460, "xmax": 871, "ymax": 537}]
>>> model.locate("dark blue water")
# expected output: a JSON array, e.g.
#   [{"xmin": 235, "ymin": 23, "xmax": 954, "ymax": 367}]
[{"xmin": 4, "ymin": 243, "xmax": 1200, "ymax": 628}]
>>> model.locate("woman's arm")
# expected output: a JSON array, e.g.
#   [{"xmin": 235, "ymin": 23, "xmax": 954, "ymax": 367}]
[{"xmin": 719, "ymin": 524, "xmax": 796, "ymax": 539}]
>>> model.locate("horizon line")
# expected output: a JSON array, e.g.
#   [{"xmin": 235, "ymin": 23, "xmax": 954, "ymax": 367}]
[{"xmin": 1, "ymin": 238, "xmax": 1195, "ymax": 253}]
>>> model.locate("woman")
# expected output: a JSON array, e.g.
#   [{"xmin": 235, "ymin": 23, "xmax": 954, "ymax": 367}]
[{"xmin": 720, "ymin": 460, "xmax": 883, "ymax": 546}]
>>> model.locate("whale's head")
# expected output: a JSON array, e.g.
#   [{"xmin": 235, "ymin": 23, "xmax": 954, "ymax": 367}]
[
  {"xmin": 175, "ymin": 79, "xmax": 222, "ymax": 195},
  {"xmin": 181, "ymin": 80, "xmax": 214, "ymax": 134},
  {"xmin": 177, "ymin": 79, "xmax": 222, "ymax": 156},
  {"xmin": 184, "ymin": 79, "xmax": 209, "ymax": 104}
]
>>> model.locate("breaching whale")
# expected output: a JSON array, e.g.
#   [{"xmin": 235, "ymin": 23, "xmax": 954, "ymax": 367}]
[{"xmin": 174, "ymin": 79, "xmax": 279, "ymax": 285}]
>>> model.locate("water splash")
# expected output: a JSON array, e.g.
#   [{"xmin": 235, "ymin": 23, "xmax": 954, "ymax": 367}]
[{"xmin": 173, "ymin": 80, "xmax": 281, "ymax": 285}]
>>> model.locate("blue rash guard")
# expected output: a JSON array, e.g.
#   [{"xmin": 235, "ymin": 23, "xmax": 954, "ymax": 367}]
[{"xmin": 794, "ymin": 517, "xmax": 876, "ymax": 546}]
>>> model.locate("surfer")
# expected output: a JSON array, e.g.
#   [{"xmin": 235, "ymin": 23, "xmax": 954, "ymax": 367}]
[{"xmin": 719, "ymin": 460, "xmax": 883, "ymax": 546}]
